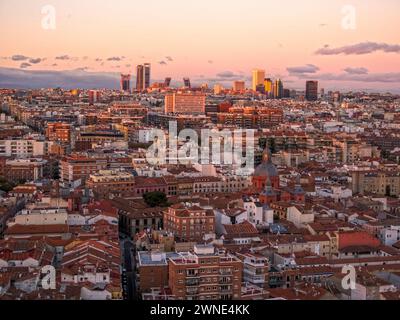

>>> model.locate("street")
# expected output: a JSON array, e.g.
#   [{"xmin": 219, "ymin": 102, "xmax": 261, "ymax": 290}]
[{"xmin": 121, "ymin": 237, "xmax": 138, "ymax": 300}]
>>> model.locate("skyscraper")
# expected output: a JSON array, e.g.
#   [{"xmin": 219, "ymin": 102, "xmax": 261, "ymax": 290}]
[
  {"xmin": 252, "ymin": 69, "xmax": 265, "ymax": 91},
  {"xmin": 144, "ymin": 63, "xmax": 151, "ymax": 89},
  {"xmin": 264, "ymin": 78, "xmax": 273, "ymax": 96},
  {"xmin": 136, "ymin": 63, "xmax": 151, "ymax": 91},
  {"xmin": 120, "ymin": 74, "xmax": 131, "ymax": 92},
  {"xmin": 183, "ymin": 78, "xmax": 191, "ymax": 88},
  {"xmin": 274, "ymin": 79, "xmax": 283, "ymax": 99},
  {"xmin": 306, "ymin": 81, "xmax": 318, "ymax": 101},
  {"xmin": 164, "ymin": 77, "xmax": 172, "ymax": 87},
  {"xmin": 136, "ymin": 65, "xmax": 144, "ymax": 91}
]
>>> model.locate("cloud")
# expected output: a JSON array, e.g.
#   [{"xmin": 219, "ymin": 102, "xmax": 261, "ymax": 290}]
[
  {"xmin": 107, "ymin": 56, "xmax": 123, "ymax": 61},
  {"xmin": 12, "ymin": 55, "xmax": 29, "ymax": 61},
  {"xmin": 95, "ymin": 58, "xmax": 103, "ymax": 62},
  {"xmin": 165, "ymin": 56, "xmax": 173, "ymax": 62},
  {"xmin": 29, "ymin": 58, "xmax": 42, "ymax": 64},
  {"xmin": 344, "ymin": 67, "xmax": 369, "ymax": 75},
  {"xmin": 208, "ymin": 60, "xmax": 213, "ymax": 64},
  {"xmin": 315, "ymin": 42, "xmax": 400, "ymax": 55},
  {"xmin": 20, "ymin": 63, "xmax": 31, "ymax": 69},
  {"xmin": 158, "ymin": 61, "xmax": 167, "ymax": 65},
  {"xmin": 291, "ymin": 71, "xmax": 400, "ymax": 83},
  {"xmin": 216, "ymin": 71, "xmax": 242, "ymax": 79},
  {"xmin": 194, "ymin": 71, "xmax": 248, "ymax": 87},
  {"xmin": 56, "ymin": 55, "xmax": 71, "ymax": 60},
  {"xmin": 125, "ymin": 64, "xmax": 131, "ymax": 68},
  {"xmin": 319, "ymin": 23, "xmax": 327, "ymax": 27},
  {"xmin": 287, "ymin": 64, "xmax": 320, "ymax": 74},
  {"xmin": 0, "ymin": 67, "xmax": 121, "ymax": 89}
]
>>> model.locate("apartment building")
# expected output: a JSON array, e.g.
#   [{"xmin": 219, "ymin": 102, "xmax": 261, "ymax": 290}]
[
  {"xmin": 164, "ymin": 93, "xmax": 206, "ymax": 114},
  {"xmin": 236, "ymin": 252, "xmax": 269, "ymax": 288},
  {"xmin": 0, "ymin": 158, "xmax": 48, "ymax": 182},
  {"xmin": 168, "ymin": 245, "xmax": 243, "ymax": 300},
  {"xmin": 352, "ymin": 170, "xmax": 400, "ymax": 197},
  {"xmin": 0, "ymin": 139, "xmax": 53, "ymax": 158},
  {"xmin": 46, "ymin": 122, "xmax": 72, "ymax": 143},
  {"xmin": 60, "ymin": 155, "xmax": 108, "ymax": 183},
  {"xmin": 163, "ymin": 203, "xmax": 215, "ymax": 242},
  {"xmin": 87, "ymin": 170, "xmax": 136, "ymax": 199}
]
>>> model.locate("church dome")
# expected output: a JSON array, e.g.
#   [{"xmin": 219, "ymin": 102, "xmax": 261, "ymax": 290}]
[{"xmin": 254, "ymin": 148, "xmax": 278, "ymax": 178}]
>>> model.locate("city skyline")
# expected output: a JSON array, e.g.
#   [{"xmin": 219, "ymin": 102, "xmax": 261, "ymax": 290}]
[
  {"xmin": 2, "ymin": 0, "xmax": 400, "ymax": 308},
  {"xmin": 0, "ymin": 0, "xmax": 400, "ymax": 92}
]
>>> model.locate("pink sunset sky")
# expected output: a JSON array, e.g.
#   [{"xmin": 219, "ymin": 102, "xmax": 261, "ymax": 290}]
[{"xmin": 0, "ymin": 0, "xmax": 399, "ymax": 91}]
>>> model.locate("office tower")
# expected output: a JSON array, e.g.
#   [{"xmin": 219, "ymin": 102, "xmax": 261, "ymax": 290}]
[
  {"xmin": 252, "ymin": 69, "xmax": 265, "ymax": 91},
  {"xmin": 136, "ymin": 63, "xmax": 151, "ymax": 91},
  {"xmin": 136, "ymin": 65, "xmax": 144, "ymax": 91},
  {"xmin": 164, "ymin": 77, "xmax": 172, "ymax": 87},
  {"xmin": 183, "ymin": 78, "xmax": 191, "ymax": 88},
  {"xmin": 120, "ymin": 74, "xmax": 131, "ymax": 92},
  {"xmin": 164, "ymin": 92, "xmax": 206, "ymax": 114},
  {"xmin": 306, "ymin": 81, "xmax": 318, "ymax": 101},
  {"xmin": 144, "ymin": 63, "xmax": 151, "ymax": 89},
  {"xmin": 233, "ymin": 80, "xmax": 245, "ymax": 92},
  {"xmin": 264, "ymin": 78, "xmax": 273, "ymax": 96},
  {"xmin": 274, "ymin": 79, "xmax": 283, "ymax": 99}
]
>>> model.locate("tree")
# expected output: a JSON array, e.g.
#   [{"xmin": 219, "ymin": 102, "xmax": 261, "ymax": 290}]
[
  {"xmin": 143, "ymin": 191, "xmax": 169, "ymax": 208},
  {"xmin": 0, "ymin": 176, "xmax": 16, "ymax": 193}
]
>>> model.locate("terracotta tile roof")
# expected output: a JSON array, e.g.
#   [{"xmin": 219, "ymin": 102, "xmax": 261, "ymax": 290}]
[
  {"xmin": 338, "ymin": 231, "xmax": 381, "ymax": 250},
  {"xmin": 4, "ymin": 224, "xmax": 69, "ymax": 236},
  {"xmin": 223, "ymin": 221, "xmax": 259, "ymax": 237}
]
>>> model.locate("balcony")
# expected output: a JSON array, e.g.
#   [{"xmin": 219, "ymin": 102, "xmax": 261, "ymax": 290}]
[
  {"xmin": 219, "ymin": 270, "xmax": 232, "ymax": 276},
  {"xmin": 186, "ymin": 279, "xmax": 199, "ymax": 286},
  {"xmin": 186, "ymin": 271, "xmax": 199, "ymax": 278},
  {"xmin": 186, "ymin": 288, "xmax": 199, "ymax": 295}
]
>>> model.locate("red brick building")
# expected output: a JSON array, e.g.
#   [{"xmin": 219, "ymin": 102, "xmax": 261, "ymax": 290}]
[
  {"xmin": 46, "ymin": 122, "xmax": 72, "ymax": 143},
  {"xmin": 168, "ymin": 245, "xmax": 243, "ymax": 300},
  {"xmin": 163, "ymin": 203, "xmax": 215, "ymax": 242}
]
